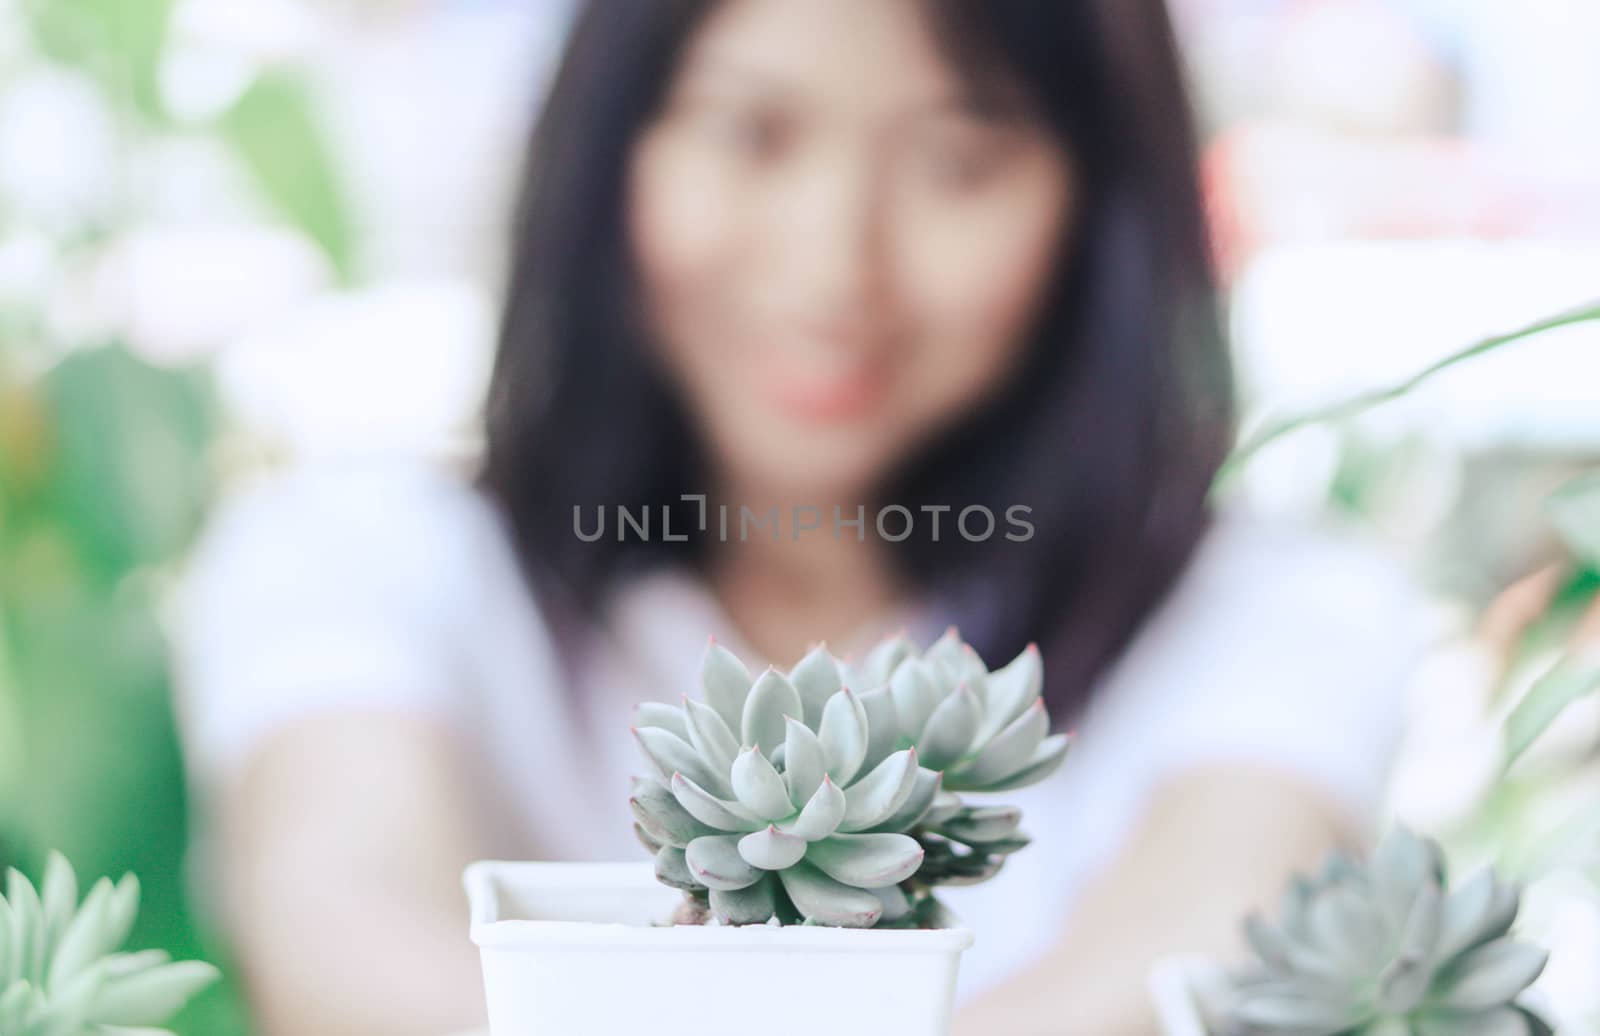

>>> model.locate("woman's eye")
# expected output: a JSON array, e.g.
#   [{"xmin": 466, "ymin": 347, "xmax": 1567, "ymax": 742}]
[
  {"xmin": 706, "ymin": 109, "xmax": 793, "ymax": 163},
  {"xmin": 919, "ymin": 140, "xmax": 1006, "ymax": 191}
]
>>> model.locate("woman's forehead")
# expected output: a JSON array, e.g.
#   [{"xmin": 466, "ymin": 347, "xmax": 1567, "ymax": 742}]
[{"xmin": 673, "ymin": 0, "xmax": 972, "ymax": 115}]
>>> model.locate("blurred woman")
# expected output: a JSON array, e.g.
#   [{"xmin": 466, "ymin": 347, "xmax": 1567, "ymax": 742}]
[{"xmin": 174, "ymin": 1, "xmax": 1425, "ymax": 1033}]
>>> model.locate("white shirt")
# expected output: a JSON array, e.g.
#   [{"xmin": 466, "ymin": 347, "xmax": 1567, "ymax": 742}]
[{"xmin": 170, "ymin": 460, "xmax": 1429, "ymax": 1005}]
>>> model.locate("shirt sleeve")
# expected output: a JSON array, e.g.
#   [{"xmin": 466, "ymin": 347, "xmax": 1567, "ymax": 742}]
[
  {"xmin": 168, "ymin": 462, "xmax": 485, "ymax": 788},
  {"xmin": 1071, "ymin": 510, "xmax": 1435, "ymax": 829}
]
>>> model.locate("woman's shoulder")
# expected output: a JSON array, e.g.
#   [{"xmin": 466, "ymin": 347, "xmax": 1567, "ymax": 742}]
[
  {"xmin": 171, "ymin": 460, "xmax": 541, "ymax": 773},
  {"xmin": 183, "ymin": 459, "xmax": 515, "ymax": 616}
]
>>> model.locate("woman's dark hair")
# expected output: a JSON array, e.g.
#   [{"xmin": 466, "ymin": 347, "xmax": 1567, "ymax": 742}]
[{"xmin": 482, "ymin": 0, "xmax": 1235, "ymax": 724}]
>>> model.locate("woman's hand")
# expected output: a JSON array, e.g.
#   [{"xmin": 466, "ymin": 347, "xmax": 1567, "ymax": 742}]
[
  {"xmin": 953, "ymin": 763, "xmax": 1356, "ymax": 1036},
  {"xmin": 216, "ymin": 712, "xmax": 490, "ymax": 1036}
]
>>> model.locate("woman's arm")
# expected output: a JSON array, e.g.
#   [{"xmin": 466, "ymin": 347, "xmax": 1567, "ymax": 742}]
[
  {"xmin": 216, "ymin": 712, "xmax": 490, "ymax": 1036},
  {"xmin": 954, "ymin": 763, "xmax": 1358, "ymax": 1036}
]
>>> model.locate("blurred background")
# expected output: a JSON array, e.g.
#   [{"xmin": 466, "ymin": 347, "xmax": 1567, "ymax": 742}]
[{"xmin": 1, "ymin": 0, "xmax": 1598, "ymax": 1032}]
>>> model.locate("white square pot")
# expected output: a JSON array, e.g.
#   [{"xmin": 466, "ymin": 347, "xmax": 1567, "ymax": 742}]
[{"xmin": 466, "ymin": 860, "xmax": 975, "ymax": 1036}]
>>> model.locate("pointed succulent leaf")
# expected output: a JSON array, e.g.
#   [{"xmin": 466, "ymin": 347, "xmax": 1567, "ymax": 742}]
[
  {"xmin": 106, "ymin": 875, "xmax": 140, "ymax": 952},
  {"xmin": 1244, "ymin": 913, "xmax": 1296, "ymax": 974},
  {"xmin": 630, "ymin": 777, "xmax": 714, "ymax": 848},
  {"xmin": 889, "ymin": 659, "xmax": 942, "ymax": 742},
  {"xmin": 921, "ymin": 791, "xmax": 964, "ymax": 827},
  {"xmin": 653, "ymin": 845, "xmax": 699, "ymax": 891},
  {"xmin": 44, "ymin": 952, "xmax": 111, "ymax": 1022},
  {"xmin": 1229, "ymin": 989, "xmax": 1362, "ymax": 1032},
  {"xmin": 0, "ymin": 899, "xmax": 10, "ymax": 993},
  {"xmin": 633, "ymin": 702, "xmax": 689, "ymax": 740},
  {"xmin": 1436, "ymin": 869, "xmax": 1499, "ymax": 961},
  {"xmin": 782, "ymin": 776, "xmax": 846, "ymax": 841},
  {"xmin": 954, "ymin": 699, "xmax": 1048, "ymax": 787},
  {"xmin": 818, "ymin": 689, "xmax": 869, "ymax": 784},
  {"xmin": 808, "ymin": 834, "xmax": 924, "ymax": 889},
  {"xmin": 87, "ymin": 960, "xmax": 219, "ymax": 1026},
  {"xmin": 957, "ymin": 649, "xmax": 990, "ymax": 706},
  {"xmin": 861, "ymin": 634, "xmax": 917, "ymax": 688},
  {"xmin": 916, "ymin": 684, "xmax": 982, "ymax": 771},
  {"xmin": 670, "ymin": 774, "xmax": 763, "ymax": 833},
  {"xmin": 635, "ymin": 822, "xmax": 664, "ymax": 854},
  {"xmin": 685, "ymin": 835, "xmax": 764, "ymax": 891},
  {"xmin": 0, "ymin": 980, "xmax": 31, "ymax": 1027},
  {"xmin": 856, "ymin": 685, "xmax": 901, "ymax": 774},
  {"xmin": 1374, "ymin": 881, "xmax": 1443, "ymax": 1015},
  {"xmin": 39, "ymin": 854, "xmax": 77, "ymax": 960},
  {"xmin": 782, "ymin": 717, "xmax": 827, "ymax": 806},
  {"xmin": 709, "ymin": 874, "xmax": 779, "ymax": 926},
  {"xmin": 933, "ymin": 805, "xmax": 1023, "ymax": 846},
  {"xmin": 103, "ymin": 950, "xmax": 169, "ymax": 980},
  {"xmin": 7, "ymin": 869, "xmax": 44, "ymax": 986},
  {"xmin": 742, "ymin": 669, "xmax": 804, "ymax": 757},
  {"xmin": 1433, "ymin": 941, "xmax": 1548, "ymax": 1011},
  {"xmin": 731, "ymin": 746, "xmax": 797, "ymax": 820},
  {"xmin": 1416, "ymin": 1007, "xmax": 1536, "ymax": 1036},
  {"xmin": 46, "ymin": 878, "xmax": 115, "ymax": 988},
  {"xmin": 867, "ymin": 768, "xmax": 942, "ymax": 833},
  {"xmin": 1373, "ymin": 827, "xmax": 1444, "ymax": 928},
  {"xmin": 871, "ymin": 883, "xmax": 913, "ymax": 924},
  {"xmin": 1400, "ymin": 879, "xmax": 1444, "ymax": 961},
  {"xmin": 634, "ymin": 726, "xmax": 731, "ymax": 799},
  {"xmin": 1301, "ymin": 884, "xmax": 1370, "ymax": 973},
  {"xmin": 702, "ymin": 639, "xmax": 753, "ymax": 732},
  {"xmin": 789, "ymin": 645, "xmax": 842, "ymax": 729},
  {"xmin": 839, "ymin": 749, "xmax": 919, "ymax": 832},
  {"xmin": 683, "ymin": 698, "xmax": 740, "ymax": 775},
  {"xmin": 957, "ymin": 732, "xmax": 1069, "ymax": 792},
  {"xmin": 777, "ymin": 862, "xmax": 883, "ymax": 928},
  {"xmin": 926, "ymin": 628, "xmax": 968, "ymax": 672},
  {"xmin": 738, "ymin": 826, "xmax": 809, "ymax": 871},
  {"xmin": 978, "ymin": 644, "xmax": 1043, "ymax": 742},
  {"xmin": 1305, "ymin": 881, "xmax": 1384, "ymax": 969}
]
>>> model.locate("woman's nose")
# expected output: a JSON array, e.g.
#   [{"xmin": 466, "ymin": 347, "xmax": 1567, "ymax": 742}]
[{"xmin": 772, "ymin": 150, "xmax": 892, "ymax": 337}]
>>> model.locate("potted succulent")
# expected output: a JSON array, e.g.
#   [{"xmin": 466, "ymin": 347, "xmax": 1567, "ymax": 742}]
[
  {"xmin": 466, "ymin": 629, "xmax": 1070, "ymax": 1036},
  {"xmin": 1152, "ymin": 828, "xmax": 1554, "ymax": 1036},
  {"xmin": 0, "ymin": 853, "xmax": 220, "ymax": 1035}
]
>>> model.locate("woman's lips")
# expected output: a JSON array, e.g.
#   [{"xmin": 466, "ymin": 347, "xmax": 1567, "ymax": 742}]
[{"xmin": 763, "ymin": 352, "xmax": 890, "ymax": 423}]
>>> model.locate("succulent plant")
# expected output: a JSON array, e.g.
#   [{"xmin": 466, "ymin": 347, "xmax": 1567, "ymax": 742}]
[
  {"xmin": 842, "ymin": 629, "xmax": 1069, "ymax": 794},
  {"xmin": 1222, "ymin": 828, "xmax": 1552, "ymax": 1036},
  {"xmin": 630, "ymin": 629, "xmax": 1071, "ymax": 928},
  {"xmin": 0, "ymin": 853, "xmax": 220, "ymax": 1036},
  {"xmin": 632, "ymin": 641, "xmax": 939, "ymax": 929}
]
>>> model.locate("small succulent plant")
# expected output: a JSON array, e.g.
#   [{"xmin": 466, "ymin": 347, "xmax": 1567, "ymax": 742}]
[
  {"xmin": 0, "ymin": 853, "xmax": 219, "ymax": 1036},
  {"xmin": 1222, "ymin": 828, "xmax": 1552, "ymax": 1036},
  {"xmin": 630, "ymin": 628, "xmax": 1070, "ymax": 928}
]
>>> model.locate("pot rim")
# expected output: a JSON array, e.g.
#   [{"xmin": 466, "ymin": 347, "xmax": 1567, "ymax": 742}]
[{"xmin": 467, "ymin": 860, "xmax": 975, "ymax": 954}]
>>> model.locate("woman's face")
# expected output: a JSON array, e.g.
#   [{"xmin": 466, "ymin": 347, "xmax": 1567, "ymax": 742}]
[{"xmin": 628, "ymin": 0, "xmax": 1075, "ymax": 502}]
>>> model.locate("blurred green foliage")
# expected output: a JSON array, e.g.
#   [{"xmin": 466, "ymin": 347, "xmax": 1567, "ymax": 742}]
[
  {"xmin": 222, "ymin": 71, "xmax": 359, "ymax": 282},
  {"xmin": 0, "ymin": 348, "xmax": 249, "ymax": 1034},
  {"xmin": 3, "ymin": 0, "xmax": 359, "ymax": 1031}
]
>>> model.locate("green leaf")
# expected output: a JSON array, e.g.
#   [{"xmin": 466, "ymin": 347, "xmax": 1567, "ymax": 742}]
[
  {"xmin": 777, "ymin": 862, "xmax": 883, "ymax": 928},
  {"xmin": 36, "ymin": 348, "xmax": 213, "ymax": 584},
  {"xmin": 729, "ymin": 747, "xmax": 794, "ymax": 822},
  {"xmin": 1218, "ymin": 299, "xmax": 1600, "ymax": 488},
  {"xmin": 88, "ymin": 959, "xmax": 219, "ymax": 1026},
  {"xmin": 708, "ymin": 874, "xmax": 778, "ymax": 926},
  {"xmin": 1548, "ymin": 470, "xmax": 1600, "ymax": 570},
  {"xmin": 23, "ymin": 0, "xmax": 175, "ymax": 119},
  {"xmin": 740, "ymin": 670, "xmax": 802, "ymax": 758},
  {"xmin": 218, "ymin": 72, "xmax": 356, "ymax": 282},
  {"xmin": 1504, "ymin": 655, "xmax": 1600, "ymax": 768}
]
